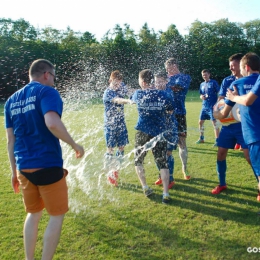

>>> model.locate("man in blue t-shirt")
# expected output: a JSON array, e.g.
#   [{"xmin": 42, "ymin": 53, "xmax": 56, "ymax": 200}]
[
  {"xmin": 225, "ymin": 52, "xmax": 260, "ymax": 201},
  {"xmin": 131, "ymin": 69, "xmax": 174, "ymax": 204},
  {"xmin": 212, "ymin": 53, "xmax": 250, "ymax": 195},
  {"xmin": 4, "ymin": 59, "xmax": 84, "ymax": 260},
  {"xmin": 196, "ymin": 69, "xmax": 220, "ymax": 146},
  {"xmin": 164, "ymin": 58, "xmax": 191, "ymax": 180}
]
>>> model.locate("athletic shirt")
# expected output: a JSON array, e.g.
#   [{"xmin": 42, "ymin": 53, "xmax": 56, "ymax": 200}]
[
  {"xmin": 103, "ymin": 87, "xmax": 126, "ymax": 128},
  {"xmin": 225, "ymin": 73, "xmax": 260, "ymax": 145},
  {"xmin": 219, "ymin": 75, "xmax": 242, "ymax": 131},
  {"xmin": 166, "ymin": 73, "xmax": 191, "ymax": 115},
  {"xmin": 131, "ymin": 89, "xmax": 174, "ymax": 137},
  {"xmin": 218, "ymin": 75, "xmax": 235, "ymax": 97},
  {"xmin": 199, "ymin": 79, "xmax": 220, "ymax": 109},
  {"xmin": 4, "ymin": 81, "xmax": 63, "ymax": 169}
]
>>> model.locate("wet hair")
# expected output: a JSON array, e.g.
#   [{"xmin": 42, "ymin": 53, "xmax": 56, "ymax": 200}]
[
  {"xmin": 139, "ymin": 69, "xmax": 154, "ymax": 84},
  {"xmin": 228, "ymin": 53, "xmax": 244, "ymax": 62},
  {"xmin": 109, "ymin": 70, "xmax": 123, "ymax": 81},
  {"xmin": 240, "ymin": 52, "xmax": 260, "ymax": 71},
  {"xmin": 201, "ymin": 69, "xmax": 210, "ymax": 74},
  {"xmin": 29, "ymin": 59, "xmax": 55, "ymax": 77},
  {"xmin": 154, "ymin": 71, "xmax": 168, "ymax": 80},
  {"xmin": 164, "ymin": 58, "xmax": 178, "ymax": 67}
]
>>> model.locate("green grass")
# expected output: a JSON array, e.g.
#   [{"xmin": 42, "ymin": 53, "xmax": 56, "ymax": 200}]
[{"xmin": 0, "ymin": 91, "xmax": 260, "ymax": 260}]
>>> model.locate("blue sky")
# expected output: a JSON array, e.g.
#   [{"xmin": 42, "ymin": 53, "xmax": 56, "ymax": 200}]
[{"xmin": 1, "ymin": 0, "xmax": 260, "ymax": 41}]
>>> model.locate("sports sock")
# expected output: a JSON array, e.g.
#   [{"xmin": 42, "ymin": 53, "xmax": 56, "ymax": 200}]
[
  {"xmin": 217, "ymin": 160, "xmax": 226, "ymax": 186},
  {"xmin": 200, "ymin": 135, "xmax": 204, "ymax": 140}
]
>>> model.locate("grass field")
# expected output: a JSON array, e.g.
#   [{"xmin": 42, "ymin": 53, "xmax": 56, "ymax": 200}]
[{"xmin": 0, "ymin": 91, "xmax": 260, "ymax": 260}]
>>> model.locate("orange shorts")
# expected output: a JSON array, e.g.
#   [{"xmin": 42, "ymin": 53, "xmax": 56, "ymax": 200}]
[{"xmin": 17, "ymin": 169, "xmax": 68, "ymax": 216}]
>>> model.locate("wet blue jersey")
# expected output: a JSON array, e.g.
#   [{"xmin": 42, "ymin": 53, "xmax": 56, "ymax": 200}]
[
  {"xmin": 131, "ymin": 89, "xmax": 174, "ymax": 137},
  {"xmin": 166, "ymin": 73, "xmax": 191, "ymax": 115},
  {"xmin": 225, "ymin": 73, "xmax": 260, "ymax": 145},
  {"xmin": 103, "ymin": 87, "xmax": 125, "ymax": 128},
  {"xmin": 199, "ymin": 79, "xmax": 220, "ymax": 109}
]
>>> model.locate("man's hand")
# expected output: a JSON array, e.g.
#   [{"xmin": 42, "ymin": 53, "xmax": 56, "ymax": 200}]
[
  {"xmin": 226, "ymin": 86, "xmax": 238, "ymax": 101},
  {"xmin": 12, "ymin": 174, "xmax": 20, "ymax": 193},
  {"xmin": 72, "ymin": 143, "xmax": 85, "ymax": 158}
]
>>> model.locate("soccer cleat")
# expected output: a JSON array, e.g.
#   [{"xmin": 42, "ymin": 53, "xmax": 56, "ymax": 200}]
[
  {"xmin": 162, "ymin": 196, "xmax": 171, "ymax": 204},
  {"xmin": 107, "ymin": 171, "xmax": 119, "ymax": 186},
  {"xmin": 196, "ymin": 139, "xmax": 204, "ymax": 144},
  {"xmin": 154, "ymin": 178, "xmax": 162, "ymax": 185},
  {"xmin": 108, "ymin": 176, "xmax": 118, "ymax": 186},
  {"xmin": 113, "ymin": 171, "xmax": 119, "ymax": 180},
  {"xmin": 144, "ymin": 187, "xmax": 154, "ymax": 197},
  {"xmin": 183, "ymin": 171, "xmax": 191, "ymax": 180},
  {"xmin": 211, "ymin": 185, "xmax": 227, "ymax": 194},
  {"xmin": 234, "ymin": 143, "xmax": 241, "ymax": 150},
  {"xmin": 168, "ymin": 181, "xmax": 175, "ymax": 189}
]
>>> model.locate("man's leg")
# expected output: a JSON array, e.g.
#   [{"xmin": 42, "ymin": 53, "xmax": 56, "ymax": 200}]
[
  {"xmin": 24, "ymin": 211, "xmax": 43, "ymax": 260},
  {"xmin": 212, "ymin": 120, "xmax": 220, "ymax": 146},
  {"xmin": 160, "ymin": 168, "xmax": 170, "ymax": 195},
  {"xmin": 197, "ymin": 119, "xmax": 205, "ymax": 143},
  {"xmin": 178, "ymin": 136, "xmax": 190, "ymax": 179},
  {"xmin": 212, "ymin": 147, "xmax": 228, "ymax": 194},
  {"xmin": 42, "ymin": 214, "xmax": 65, "ymax": 260}
]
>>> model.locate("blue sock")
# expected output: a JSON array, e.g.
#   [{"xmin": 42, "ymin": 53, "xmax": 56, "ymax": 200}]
[
  {"xmin": 167, "ymin": 155, "xmax": 174, "ymax": 182},
  {"xmin": 217, "ymin": 160, "xmax": 226, "ymax": 186},
  {"xmin": 200, "ymin": 135, "xmax": 204, "ymax": 140}
]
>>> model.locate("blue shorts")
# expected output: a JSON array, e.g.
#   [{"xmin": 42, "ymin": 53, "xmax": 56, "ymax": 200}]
[
  {"xmin": 248, "ymin": 141, "xmax": 260, "ymax": 178},
  {"xmin": 217, "ymin": 123, "xmax": 248, "ymax": 149},
  {"xmin": 199, "ymin": 107, "xmax": 215, "ymax": 121},
  {"xmin": 104, "ymin": 123, "xmax": 129, "ymax": 148}
]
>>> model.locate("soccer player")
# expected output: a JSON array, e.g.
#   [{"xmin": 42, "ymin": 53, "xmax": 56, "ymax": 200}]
[
  {"xmin": 153, "ymin": 72, "xmax": 179, "ymax": 189},
  {"xmin": 103, "ymin": 70, "xmax": 133, "ymax": 185},
  {"xmin": 164, "ymin": 58, "xmax": 191, "ymax": 180},
  {"xmin": 196, "ymin": 69, "xmax": 220, "ymax": 146},
  {"xmin": 212, "ymin": 53, "xmax": 251, "ymax": 195},
  {"xmin": 224, "ymin": 52, "xmax": 260, "ymax": 200},
  {"xmin": 131, "ymin": 69, "xmax": 174, "ymax": 204},
  {"xmin": 4, "ymin": 59, "xmax": 85, "ymax": 260}
]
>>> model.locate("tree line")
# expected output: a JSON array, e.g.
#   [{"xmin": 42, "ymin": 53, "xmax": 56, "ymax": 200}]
[{"xmin": 0, "ymin": 17, "xmax": 260, "ymax": 100}]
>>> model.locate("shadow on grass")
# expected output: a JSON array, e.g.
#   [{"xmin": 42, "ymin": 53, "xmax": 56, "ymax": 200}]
[
  {"xmin": 188, "ymin": 146, "xmax": 247, "ymax": 159},
  {"xmin": 118, "ymin": 178, "xmax": 260, "ymax": 226}
]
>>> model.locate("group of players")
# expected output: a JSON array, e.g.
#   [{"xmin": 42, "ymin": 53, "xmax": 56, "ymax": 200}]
[
  {"xmin": 103, "ymin": 58, "xmax": 190, "ymax": 204},
  {"xmin": 103, "ymin": 53, "xmax": 260, "ymax": 204}
]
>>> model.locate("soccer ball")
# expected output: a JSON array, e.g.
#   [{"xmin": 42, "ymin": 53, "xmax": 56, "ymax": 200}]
[{"xmin": 214, "ymin": 99, "xmax": 240, "ymax": 126}]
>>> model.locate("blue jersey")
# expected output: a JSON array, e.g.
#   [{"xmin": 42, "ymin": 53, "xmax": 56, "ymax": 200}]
[
  {"xmin": 225, "ymin": 73, "xmax": 260, "ymax": 145},
  {"xmin": 219, "ymin": 75, "xmax": 242, "ymax": 131},
  {"xmin": 199, "ymin": 79, "xmax": 220, "ymax": 109},
  {"xmin": 103, "ymin": 87, "xmax": 126, "ymax": 129},
  {"xmin": 166, "ymin": 73, "xmax": 191, "ymax": 115},
  {"xmin": 218, "ymin": 75, "xmax": 236, "ymax": 97},
  {"xmin": 131, "ymin": 89, "xmax": 174, "ymax": 136},
  {"xmin": 4, "ymin": 81, "xmax": 63, "ymax": 169}
]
